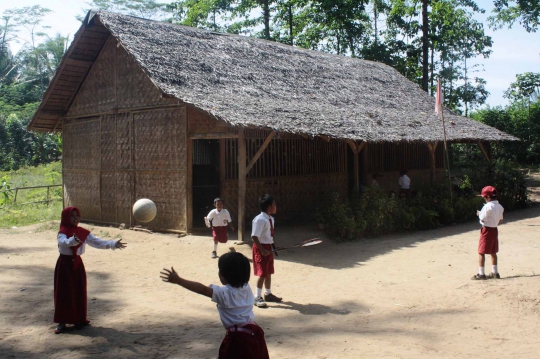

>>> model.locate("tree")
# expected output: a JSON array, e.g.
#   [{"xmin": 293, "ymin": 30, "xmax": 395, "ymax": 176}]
[
  {"xmin": 78, "ymin": 0, "xmax": 171, "ymax": 21},
  {"xmin": 489, "ymin": 0, "xmax": 540, "ymax": 32},
  {"xmin": 505, "ymin": 72, "xmax": 540, "ymax": 142}
]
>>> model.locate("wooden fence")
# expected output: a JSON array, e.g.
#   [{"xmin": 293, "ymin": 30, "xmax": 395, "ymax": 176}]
[{"xmin": 0, "ymin": 184, "xmax": 63, "ymax": 206}]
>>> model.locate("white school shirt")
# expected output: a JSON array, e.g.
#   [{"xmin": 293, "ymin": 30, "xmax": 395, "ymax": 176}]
[
  {"xmin": 478, "ymin": 200, "xmax": 504, "ymax": 228},
  {"xmin": 207, "ymin": 208, "xmax": 232, "ymax": 227},
  {"xmin": 251, "ymin": 212, "xmax": 274, "ymax": 244},
  {"xmin": 209, "ymin": 283, "xmax": 255, "ymax": 329},
  {"xmin": 398, "ymin": 175, "xmax": 411, "ymax": 189},
  {"xmin": 57, "ymin": 233, "xmax": 119, "ymax": 255}
]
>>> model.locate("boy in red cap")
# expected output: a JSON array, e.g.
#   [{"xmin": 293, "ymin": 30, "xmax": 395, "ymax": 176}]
[{"xmin": 472, "ymin": 186, "xmax": 504, "ymax": 280}]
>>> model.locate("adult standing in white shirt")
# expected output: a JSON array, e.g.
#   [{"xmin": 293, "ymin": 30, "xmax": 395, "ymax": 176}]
[
  {"xmin": 472, "ymin": 186, "xmax": 504, "ymax": 280},
  {"xmin": 398, "ymin": 169, "xmax": 411, "ymax": 198},
  {"xmin": 54, "ymin": 206, "xmax": 126, "ymax": 334},
  {"xmin": 251, "ymin": 194, "xmax": 282, "ymax": 308}
]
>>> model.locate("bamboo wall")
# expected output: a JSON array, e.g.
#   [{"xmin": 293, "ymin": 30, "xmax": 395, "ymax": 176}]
[{"xmin": 63, "ymin": 36, "xmax": 187, "ymax": 230}]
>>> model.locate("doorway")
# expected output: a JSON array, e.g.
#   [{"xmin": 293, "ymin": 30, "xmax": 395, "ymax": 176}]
[{"xmin": 192, "ymin": 139, "xmax": 221, "ymax": 228}]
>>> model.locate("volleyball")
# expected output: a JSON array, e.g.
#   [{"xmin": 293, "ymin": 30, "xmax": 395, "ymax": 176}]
[{"xmin": 132, "ymin": 198, "xmax": 157, "ymax": 223}]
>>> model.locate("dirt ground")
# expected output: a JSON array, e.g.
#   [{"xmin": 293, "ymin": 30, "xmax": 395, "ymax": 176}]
[{"xmin": 2, "ymin": 190, "xmax": 540, "ymax": 358}]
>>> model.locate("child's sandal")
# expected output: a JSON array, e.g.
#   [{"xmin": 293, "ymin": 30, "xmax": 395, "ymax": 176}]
[
  {"xmin": 471, "ymin": 274, "xmax": 487, "ymax": 280},
  {"xmin": 54, "ymin": 324, "xmax": 66, "ymax": 334}
]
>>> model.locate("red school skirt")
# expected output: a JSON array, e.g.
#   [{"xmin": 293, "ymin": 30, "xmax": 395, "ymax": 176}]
[
  {"xmin": 212, "ymin": 226, "xmax": 229, "ymax": 244},
  {"xmin": 54, "ymin": 254, "xmax": 88, "ymax": 324},
  {"xmin": 478, "ymin": 227, "xmax": 499, "ymax": 254},
  {"xmin": 252, "ymin": 243, "xmax": 274, "ymax": 277},
  {"xmin": 219, "ymin": 323, "xmax": 270, "ymax": 359}
]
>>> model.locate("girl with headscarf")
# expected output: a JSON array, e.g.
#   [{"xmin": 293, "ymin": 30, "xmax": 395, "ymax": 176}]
[{"xmin": 54, "ymin": 206, "xmax": 127, "ymax": 334}]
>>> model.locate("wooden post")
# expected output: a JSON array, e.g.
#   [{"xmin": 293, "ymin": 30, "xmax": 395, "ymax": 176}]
[
  {"xmin": 427, "ymin": 142, "xmax": 438, "ymax": 183},
  {"xmin": 347, "ymin": 140, "xmax": 367, "ymax": 189},
  {"xmin": 14, "ymin": 188, "xmax": 19, "ymax": 205},
  {"xmin": 477, "ymin": 141, "xmax": 492, "ymax": 163},
  {"xmin": 46, "ymin": 186, "xmax": 50, "ymax": 205},
  {"xmin": 186, "ymin": 138, "xmax": 193, "ymax": 231},
  {"xmin": 237, "ymin": 127, "xmax": 247, "ymax": 243}
]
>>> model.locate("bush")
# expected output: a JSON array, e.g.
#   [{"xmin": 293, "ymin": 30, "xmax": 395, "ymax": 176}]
[{"xmin": 315, "ymin": 161, "xmax": 529, "ymax": 240}]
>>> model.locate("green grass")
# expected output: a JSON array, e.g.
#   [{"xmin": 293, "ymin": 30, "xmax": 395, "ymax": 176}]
[
  {"xmin": 0, "ymin": 162, "xmax": 63, "ymax": 228},
  {"xmin": 0, "ymin": 202, "xmax": 63, "ymax": 228}
]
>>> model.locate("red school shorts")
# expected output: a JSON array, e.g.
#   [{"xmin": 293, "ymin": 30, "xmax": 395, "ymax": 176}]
[
  {"xmin": 212, "ymin": 226, "xmax": 228, "ymax": 244},
  {"xmin": 478, "ymin": 226, "xmax": 498, "ymax": 254},
  {"xmin": 252, "ymin": 243, "xmax": 274, "ymax": 277}
]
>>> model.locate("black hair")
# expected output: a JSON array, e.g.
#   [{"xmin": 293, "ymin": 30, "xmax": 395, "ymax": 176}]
[
  {"xmin": 218, "ymin": 252, "xmax": 250, "ymax": 288},
  {"xmin": 259, "ymin": 194, "xmax": 275, "ymax": 212},
  {"xmin": 214, "ymin": 197, "xmax": 224, "ymax": 205},
  {"xmin": 400, "ymin": 169, "xmax": 408, "ymax": 176}
]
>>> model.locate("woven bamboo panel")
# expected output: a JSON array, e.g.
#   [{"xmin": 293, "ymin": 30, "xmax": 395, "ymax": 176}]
[
  {"xmin": 188, "ymin": 106, "xmax": 236, "ymax": 134},
  {"xmin": 68, "ymin": 37, "xmax": 117, "ymax": 117},
  {"xmin": 116, "ymin": 113, "xmax": 132, "ymax": 170},
  {"xmin": 221, "ymin": 173, "xmax": 346, "ymax": 224},
  {"xmin": 135, "ymin": 170, "xmax": 186, "ymax": 229},
  {"xmin": 134, "ymin": 108, "xmax": 186, "ymax": 170},
  {"xmin": 116, "ymin": 42, "xmax": 172, "ymax": 109},
  {"xmin": 100, "ymin": 171, "xmax": 117, "ymax": 222},
  {"xmin": 221, "ymin": 179, "xmax": 238, "ymax": 223},
  {"xmin": 225, "ymin": 138, "xmax": 347, "ymax": 179},
  {"xmin": 116, "ymin": 170, "xmax": 134, "ymax": 225},
  {"xmin": 63, "ymin": 118, "xmax": 100, "ymax": 170},
  {"xmin": 101, "ymin": 115, "xmax": 116, "ymax": 170},
  {"xmin": 280, "ymin": 173, "xmax": 347, "ymax": 221},
  {"xmin": 367, "ymin": 142, "xmax": 445, "ymax": 173},
  {"xmin": 63, "ymin": 169, "xmax": 101, "ymax": 222}
]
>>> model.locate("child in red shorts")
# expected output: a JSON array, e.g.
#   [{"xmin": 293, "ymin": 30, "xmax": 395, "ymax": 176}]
[
  {"xmin": 472, "ymin": 186, "xmax": 504, "ymax": 280},
  {"xmin": 160, "ymin": 253, "xmax": 269, "ymax": 359},
  {"xmin": 251, "ymin": 194, "xmax": 282, "ymax": 308},
  {"xmin": 205, "ymin": 198, "xmax": 234, "ymax": 259}
]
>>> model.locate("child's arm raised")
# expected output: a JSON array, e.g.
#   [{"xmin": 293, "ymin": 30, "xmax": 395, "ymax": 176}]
[{"xmin": 160, "ymin": 267, "xmax": 213, "ymax": 298}]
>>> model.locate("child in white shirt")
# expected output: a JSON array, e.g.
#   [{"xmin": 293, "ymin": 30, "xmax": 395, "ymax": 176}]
[
  {"xmin": 472, "ymin": 186, "xmax": 504, "ymax": 280},
  {"xmin": 205, "ymin": 198, "xmax": 234, "ymax": 258},
  {"xmin": 160, "ymin": 252, "xmax": 269, "ymax": 359}
]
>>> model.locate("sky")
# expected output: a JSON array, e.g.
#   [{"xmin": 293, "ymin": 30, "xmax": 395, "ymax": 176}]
[{"xmin": 0, "ymin": 0, "xmax": 538, "ymax": 108}]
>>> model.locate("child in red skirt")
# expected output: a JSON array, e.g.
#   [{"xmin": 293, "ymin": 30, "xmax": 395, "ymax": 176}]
[
  {"xmin": 472, "ymin": 186, "xmax": 504, "ymax": 280},
  {"xmin": 54, "ymin": 206, "xmax": 127, "ymax": 334},
  {"xmin": 205, "ymin": 198, "xmax": 234, "ymax": 259},
  {"xmin": 251, "ymin": 194, "xmax": 282, "ymax": 308},
  {"xmin": 160, "ymin": 252, "xmax": 269, "ymax": 359}
]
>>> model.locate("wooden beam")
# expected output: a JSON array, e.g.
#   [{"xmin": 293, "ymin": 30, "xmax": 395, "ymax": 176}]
[
  {"xmin": 361, "ymin": 143, "xmax": 369, "ymax": 184},
  {"xmin": 319, "ymin": 135, "xmax": 331, "ymax": 142},
  {"xmin": 246, "ymin": 131, "xmax": 276, "ymax": 174},
  {"xmin": 186, "ymin": 109, "xmax": 193, "ymax": 231},
  {"xmin": 477, "ymin": 141, "xmax": 492, "ymax": 162},
  {"xmin": 237, "ymin": 127, "xmax": 247, "ymax": 243},
  {"xmin": 189, "ymin": 132, "xmax": 239, "ymax": 139},
  {"xmin": 347, "ymin": 140, "xmax": 359, "ymax": 154}
]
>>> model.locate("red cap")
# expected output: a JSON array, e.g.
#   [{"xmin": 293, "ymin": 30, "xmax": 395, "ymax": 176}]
[{"xmin": 477, "ymin": 186, "xmax": 497, "ymax": 197}]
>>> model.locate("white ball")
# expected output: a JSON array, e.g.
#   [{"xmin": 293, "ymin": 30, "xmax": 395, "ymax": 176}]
[{"xmin": 132, "ymin": 198, "xmax": 157, "ymax": 223}]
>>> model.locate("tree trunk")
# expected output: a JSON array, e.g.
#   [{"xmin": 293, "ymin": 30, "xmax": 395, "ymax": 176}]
[
  {"xmin": 373, "ymin": 0, "xmax": 378, "ymax": 45},
  {"xmin": 263, "ymin": 0, "xmax": 270, "ymax": 39},
  {"xmin": 421, "ymin": 0, "xmax": 429, "ymax": 92},
  {"xmin": 288, "ymin": 3, "xmax": 293, "ymax": 44},
  {"xmin": 430, "ymin": 41, "xmax": 434, "ymax": 95}
]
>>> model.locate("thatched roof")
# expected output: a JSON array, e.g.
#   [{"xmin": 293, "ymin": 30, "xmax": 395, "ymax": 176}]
[{"xmin": 28, "ymin": 10, "xmax": 518, "ymax": 143}]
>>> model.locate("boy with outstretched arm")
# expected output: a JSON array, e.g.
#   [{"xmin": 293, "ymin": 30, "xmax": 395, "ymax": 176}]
[
  {"xmin": 205, "ymin": 197, "xmax": 234, "ymax": 259},
  {"xmin": 472, "ymin": 186, "xmax": 504, "ymax": 280},
  {"xmin": 160, "ymin": 252, "xmax": 269, "ymax": 359},
  {"xmin": 251, "ymin": 194, "xmax": 282, "ymax": 308}
]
